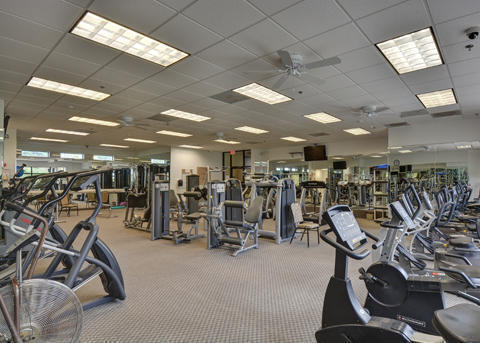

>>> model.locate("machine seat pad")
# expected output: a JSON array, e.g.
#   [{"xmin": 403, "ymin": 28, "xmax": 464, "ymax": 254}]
[
  {"xmin": 303, "ymin": 215, "xmax": 319, "ymax": 222},
  {"xmin": 224, "ymin": 220, "xmax": 255, "ymax": 231},
  {"xmin": 433, "ymin": 304, "xmax": 480, "ymax": 343},
  {"xmin": 450, "ymin": 236, "xmax": 475, "ymax": 249},
  {"xmin": 185, "ymin": 212, "xmax": 202, "ymax": 221},
  {"xmin": 297, "ymin": 222, "xmax": 319, "ymax": 229}
]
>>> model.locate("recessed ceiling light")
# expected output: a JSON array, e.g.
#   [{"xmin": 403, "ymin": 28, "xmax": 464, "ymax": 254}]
[
  {"xmin": 332, "ymin": 157, "xmax": 343, "ymax": 160},
  {"xmin": 233, "ymin": 83, "xmax": 292, "ymax": 104},
  {"xmin": 416, "ymin": 89, "xmax": 457, "ymax": 108},
  {"xmin": 124, "ymin": 138, "xmax": 156, "ymax": 144},
  {"xmin": 157, "ymin": 130, "xmax": 192, "ymax": 137},
  {"xmin": 376, "ymin": 27, "xmax": 443, "ymax": 74},
  {"xmin": 235, "ymin": 126, "xmax": 269, "ymax": 134},
  {"xmin": 214, "ymin": 139, "xmax": 240, "ymax": 144},
  {"xmin": 161, "ymin": 109, "xmax": 210, "ymax": 122},
  {"xmin": 281, "ymin": 136, "xmax": 306, "ymax": 142},
  {"xmin": 399, "ymin": 149, "xmax": 412, "ymax": 153},
  {"xmin": 27, "ymin": 77, "xmax": 110, "ymax": 100},
  {"xmin": 304, "ymin": 112, "xmax": 341, "ymax": 124},
  {"xmin": 457, "ymin": 145, "xmax": 472, "ymax": 149},
  {"xmin": 31, "ymin": 137, "xmax": 69, "ymax": 143},
  {"xmin": 179, "ymin": 145, "xmax": 202, "ymax": 149},
  {"xmin": 46, "ymin": 128, "xmax": 90, "ymax": 136},
  {"xmin": 344, "ymin": 128, "xmax": 370, "ymax": 135},
  {"xmin": 71, "ymin": 12, "xmax": 188, "ymax": 67},
  {"xmin": 371, "ymin": 155, "xmax": 382, "ymax": 158},
  {"xmin": 69, "ymin": 116, "xmax": 119, "ymax": 127},
  {"xmin": 100, "ymin": 144, "xmax": 129, "ymax": 148},
  {"xmin": 388, "ymin": 146, "xmax": 402, "ymax": 149}
]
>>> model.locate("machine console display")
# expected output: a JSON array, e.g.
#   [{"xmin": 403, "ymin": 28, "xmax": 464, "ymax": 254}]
[
  {"xmin": 330, "ymin": 209, "xmax": 366, "ymax": 250},
  {"xmin": 391, "ymin": 201, "xmax": 415, "ymax": 229}
]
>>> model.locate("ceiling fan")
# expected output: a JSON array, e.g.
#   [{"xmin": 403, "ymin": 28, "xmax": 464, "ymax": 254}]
[
  {"xmin": 353, "ymin": 105, "xmax": 390, "ymax": 129},
  {"xmin": 116, "ymin": 115, "xmax": 150, "ymax": 131},
  {"xmin": 248, "ymin": 50, "xmax": 341, "ymax": 89}
]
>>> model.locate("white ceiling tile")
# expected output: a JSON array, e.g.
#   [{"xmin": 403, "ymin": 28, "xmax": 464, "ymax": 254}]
[
  {"xmin": 188, "ymin": 97, "xmax": 228, "ymax": 110},
  {"xmin": 247, "ymin": 0, "xmax": 300, "ymax": 15},
  {"xmin": 163, "ymin": 90, "xmax": 203, "ymax": 103},
  {"xmin": 400, "ymin": 65, "xmax": 449, "ymax": 85},
  {"xmin": 129, "ymin": 102, "xmax": 164, "ymax": 115},
  {"xmin": 231, "ymin": 58, "xmax": 278, "ymax": 82},
  {"xmin": 151, "ymin": 14, "xmax": 222, "ymax": 55},
  {"xmin": 0, "ymin": 0, "xmax": 83, "ymax": 31},
  {"xmin": 130, "ymin": 79, "xmax": 175, "ymax": 96},
  {"xmin": 443, "ymin": 41, "xmax": 480, "ymax": 63},
  {"xmin": 339, "ymin": 94, "xmax": 380, "ymax": 108},
  {"xmin": 0, "ymin": 80, "xmax": 23, "ymax": 93},
  {"xmin": 0, "ymin": 69, "xmax": 30, "ymax": 85},
  {"xmin": 64, "ymin": 0, "xmax": 90, "ymax": 7},
  {"xmin": 79, "ymin": 77, "xmax": 126, "ymax": 95},
  {"xmin": 204, "ymin": 71, "xmax": 251, "ymax": 89},
  {"xmin": 300, "ymin": 92, "xmax": 340, "ymax": 107},
  {"xmin": 170, "ymin": 56, "xmax": 224, "ymax": 80},
  {"xmin": 448, "ymin": 57, "xmax": 480, "ymax": 77},
  {"xmin": 155, "ymin": 0, "xmax": 196, "ymax": 11},
  {"xmin": 7, "ymin": 100, "xmax": 48, "ymax": 117},
  {"xmin": 89, "ymin": 0, "xmax": 176, "ymax": 33},
  {"xmin": 263, "ymin": 42, "xmax": 318, "ymax": 67},
  {"xmin": 115, "ymin": 88, "xmax": 158, "ymax": 103},
  {"xmin": 427, "ymin": 0, "xmax": 480, "ymax": 24},
  {"xmin": 197, "ymin": 40, "xmax": 257, "ymax": 69},
  {"xmin": 259, "ymin": 74, "xmax": 306, "ymax": 90},
  {"xmin": 336, "ymin": 46, "xmax": 385, "ymax": 73},
  {"xmin": 325, "ymin": 84, "xmax": 368, "ymax": 100},
  {"xmin": 356, "ymin": 0, "xmax": 431, "ymax": 43},
  {"xmin": 407, "ymin": 78, "xmax": 453, "ymax": 94},
  {"xmin": 55, "ymin": 35, "xmax": 120, "ymax": 64},
  {"xmin": 452, "ymin": 73, "xmax": 480, "ymax": 89},
  {"xmin": 304, "ymin": 23, "xmax": 370, "ymax": 57},
  {"xmin": 307, "ymin": 65, "xmax": 342, "ymax": 80},
  {"xmin": 90, "ymin": 67, "xmax": 144, "ymax": 89},
  {"xmin": 346, "ymin": 63, "xmax": 396, "ymax": 84},
  {"xmin": 272, "ymin": 0, "xmax": 349, "ymax": 40},
  {"xmin": 0, "ymin": 11, "xmax": 63, "ymax": 49},
  {"xmin": 35, "ymin": 66, "xmax": 86, "ymax": 85},
  {"xmin": 182, "ymin": 82, "xmax": 225, "ymax": 97},
  {"xmin": 0, "ymin": 90, "xmax": 17, "ymax": 103},
  {"xmin": 184, "ymin": 0, "xmax": 265, "ymax": 37},
  {"xmin": 17, "ymin": 86, "xmax": 63, "ymax": 101},
  {"xmin": 316, "ymin": 74, "xmax": 355, "ymax": 92},
  {"xmin": 0, "ymin": 36, "xmax": 50, "ymax": 65},
  {"xmin": 150, "ymin": 69, "xmax": 198, "ymax": 88},
  {"xmin": 435, "ymin": 12, "xmax": 480, "ymax": 47},
  {"xmin": 102, "ymin": 94, "xmax": 143, "ymax": 110},
  {"xmin": 43, "ymin": 52, "xmax": 102, "ymax": 77},
  {"xmin": 150, "ymin": 95, "xmax": 189, "ymax": 108},
  {"xmin": 107, "ymin": 54, "xmax": 163, "ymax": 78},
  {"xmin": 337, "ymin": 0, "xmax": 405, "ymax": 19},
  {"xmin": 230, "ymin": 19, "xmax": 297, "ymax": 57}
]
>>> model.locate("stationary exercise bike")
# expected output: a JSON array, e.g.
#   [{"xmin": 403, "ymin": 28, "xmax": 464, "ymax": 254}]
[{"xmin": 316, "ymin": 204, "xmax": 480, "ymax": 343}]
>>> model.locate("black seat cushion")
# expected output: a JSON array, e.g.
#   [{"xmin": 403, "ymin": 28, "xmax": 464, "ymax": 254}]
[
  {"xmin": 433, "ymin": 304, "xmax": 480, "ymax": 343},
  {"xmin": 303, "ymin": 215, "xmax": 319, "ymax": 222},
  {"xmin": 450, "ymin": 236, "xmax": 475, "ymax": 249}
]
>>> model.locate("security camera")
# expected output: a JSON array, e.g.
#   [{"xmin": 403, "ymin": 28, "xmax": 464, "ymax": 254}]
[{"xmin": 466, "ymin": 27, "xmax": 480, "ymax": 40}]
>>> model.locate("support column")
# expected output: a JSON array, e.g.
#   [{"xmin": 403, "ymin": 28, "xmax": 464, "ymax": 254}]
[{"xmin": 3, "ymin": 127, "xmax": 16, "ymax": 182}]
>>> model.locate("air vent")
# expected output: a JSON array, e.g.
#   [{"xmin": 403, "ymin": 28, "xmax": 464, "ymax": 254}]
[
  {"xmin": 146, "ymin": 114, "xmax": 176, "ymax": 122},
  {"xmin": 309, "ymin": 132, "xmax": 329, "ymax": 137},
  {"xmin": 210, "ymin": 90, "xmax": 249, "ymax": 104},
  {"xmin": 430, "ymin": 110, "xmax": 462, "ymax": 118},
  {"xmin": 400, "ymin": 109, "xmax": 429, "ymax": 118},
  {"xmin": 385, "ymin": 122, "xmax": 409, "ymax": 128}
]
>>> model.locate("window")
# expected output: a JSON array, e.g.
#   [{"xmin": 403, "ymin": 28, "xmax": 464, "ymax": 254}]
[
  {"xmin": 151, "ymin": 159, "xmax": 166, "ymax": 164},
  {"xmin": 93, "ymin": 155, "xmax": 114, "ymax": 161},
  {"xmin": 60, "ymin": 153, "xmax": 84, "ymax": 160},
  {"xmin": 21, "ymin": 151, "xmax": 49, "ymax": 158}
]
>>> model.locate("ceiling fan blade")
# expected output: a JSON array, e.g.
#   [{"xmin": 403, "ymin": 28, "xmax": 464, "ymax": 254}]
[
  {"xmin": 302, "ymin": 74, "xmax": 325, "ymax": 86},
  {"xmin": 304, "ymin": 56, "xmax": 341, "ymax": 70},
  {"xmin": 244, "ymin": 70, "xmax": 281, "ymax": 73},
  {"xmin": 272, "ymin": 74, "xmax": 289, "ymax": 89},
  {"xmin": 277, "ymin": 50, "xmax": 293, "ymax": 68},
  {"xmin": 376, "ymin": 106, "xmax": 390, "ymax": 113}
]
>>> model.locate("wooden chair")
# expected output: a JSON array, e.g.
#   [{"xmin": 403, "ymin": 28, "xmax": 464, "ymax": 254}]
[
  {"xmin": 289, "ymin": 202, "xmax": 320, "ymax": 247},
  {"xmin": 59, "ymin": 194, "xmax": 79, "ymax": 217}
]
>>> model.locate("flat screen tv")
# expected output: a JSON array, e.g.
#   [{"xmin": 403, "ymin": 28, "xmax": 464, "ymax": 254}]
[
  {"xmin": 304, "ymin": 145, "xmax": 327, "ymax": 161},
  {"xmin": 333, "ymin": 161, "xmax": 347, "ymax": 170}
]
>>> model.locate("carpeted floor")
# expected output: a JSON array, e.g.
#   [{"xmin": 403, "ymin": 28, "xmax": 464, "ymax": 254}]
[{"xmin": 53, "ymin": 210, "xmax": 452, "ymax": 342}]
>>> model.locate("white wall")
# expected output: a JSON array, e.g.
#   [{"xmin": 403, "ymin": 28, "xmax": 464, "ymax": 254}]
[
  {"xmin": 170, "ymin": 147, "xmax": 222, "ymax": 192},
  {"xmin": 3, "ymin": 128, "xmax": 16, "ymax": 180}
]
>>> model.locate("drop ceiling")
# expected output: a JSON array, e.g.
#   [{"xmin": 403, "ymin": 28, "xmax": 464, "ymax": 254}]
[{"xmin": 1, "ymin": 0, "xmax": 480, "ymax": 154}]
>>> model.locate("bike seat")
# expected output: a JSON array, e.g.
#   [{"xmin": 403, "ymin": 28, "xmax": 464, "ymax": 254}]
[
  {"xmin": 450, "ymin": 236, "xmax": 476, "ymax": 249},
  {"xmin": 433, "ymin": 304, "xmax": 480, "ymax": 343}
]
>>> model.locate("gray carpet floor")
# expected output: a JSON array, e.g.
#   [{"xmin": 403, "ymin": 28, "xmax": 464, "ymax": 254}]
[{"xmin": 52, "ymin": 210, "xmax": 454, "ymax": 342}]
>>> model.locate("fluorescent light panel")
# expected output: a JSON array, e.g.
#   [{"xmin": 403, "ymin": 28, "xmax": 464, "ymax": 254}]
[
  {"xmin": 214, "ymin": 139, "xmax": 240, "ymax": 144},
  {"xmin": 31, "ymin": 137, "xmax": 68, "ymax": 143},
  {"xmin": 27, "ymin": 77, "xmax": 110, "ymax": 100},
  {"xmin": 416, "ymin": 89, "xmax": 457, "ymax": 108},
  {"xmin": 179, "ymin": 145, "xmax": 202, "ymax": 149},
  {"xmin": 281, "ymin": 136, "xmax": 306, "ymax": 142},
  {"xmin": 124, "ymin": 138, "xmax": 156, "ymax": 144},
  {"xmin": 46, "ymin": 128, "xmax": 89, "ymax": 136},
  {"xmin": 157, "ymin": 130, "xmax": 192, "ymax": 137},
  {"xmin": 332, "ymin": 157, "xmax": 343, "ymax": 160},
  {"xmin": 376, "ymin": 27, "xmax": 443, "ymax": 74},
  {"xmin": 235, "ymin": 126, "xmax": 269, "ymax": 134},
  {"xmin": 71, "ymin": 12, "xmax": 188, "ymax": 67},
  {"xmin": 304, "ymin": 112, "xmax": 341, "ymax": 124},
  {"xmin": 161, "ymin": 109, "xmax": 210, "ymax": 122},
  {"xmin": 371, "ymin": 155, "xmax": 382, "ymax": 158},
  {"xmin": 399, "ymin": 149, "xmax": 412, "ymax": 153},
  {"xmin": 233, "ymin": 83, "xmax": 292, "ymax": 105},
  {"xmin": 60, "ymin": 152, "xmax": 84, "ymax": 160},
  {"xmin": 100, "ymin": 144, "xmax": 129, "ymax": 148},
  {"xmin": 69, "ymin": 116, "xmax": 119, "ymax": 127},
  {"xmin": 457, "ymin": 145, "xmax": 472, "ymax": 149},
  {"xmin": 344, "ymin": 128, "xmax": 370, "ymax": 135},
  {"xmin": 389, "ymin": 146, "xmax": 402, "ymax": 149}
]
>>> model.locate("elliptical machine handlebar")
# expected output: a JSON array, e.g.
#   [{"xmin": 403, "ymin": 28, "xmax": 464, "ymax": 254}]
[
  {"xmin": 404, "ymin": 184, "xmax": 422, "ymax": 219},
  {"xmin": 320, "ymin": 228, "xmax": 370, "ymax": 260}
]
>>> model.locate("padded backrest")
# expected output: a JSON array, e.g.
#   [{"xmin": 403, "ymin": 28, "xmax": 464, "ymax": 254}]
[
  {"xmin": 245, "ymin": 196, "xmax": 263, "ymax": 223},
  {"xmin": 290, "ymin": 202, "xmax": 303, "ymax": 225}
]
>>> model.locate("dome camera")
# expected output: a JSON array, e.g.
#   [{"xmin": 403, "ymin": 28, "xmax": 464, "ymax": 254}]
[{"xmin": 466, "ymin": 27, "xmax": 480, "ymax": 40}]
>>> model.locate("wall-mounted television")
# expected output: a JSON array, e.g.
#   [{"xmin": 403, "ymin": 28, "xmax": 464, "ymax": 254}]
[
  {"xmin": 399, "ymin": 165, "xmax": 412, "ymax": 173},
  {"xmin": 333, "ymin": 161, "xmax": 347, "ymax": 170},
  {"xmin": 304, "ymin": 145, "xmax": 327, "ymax": 161}
]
